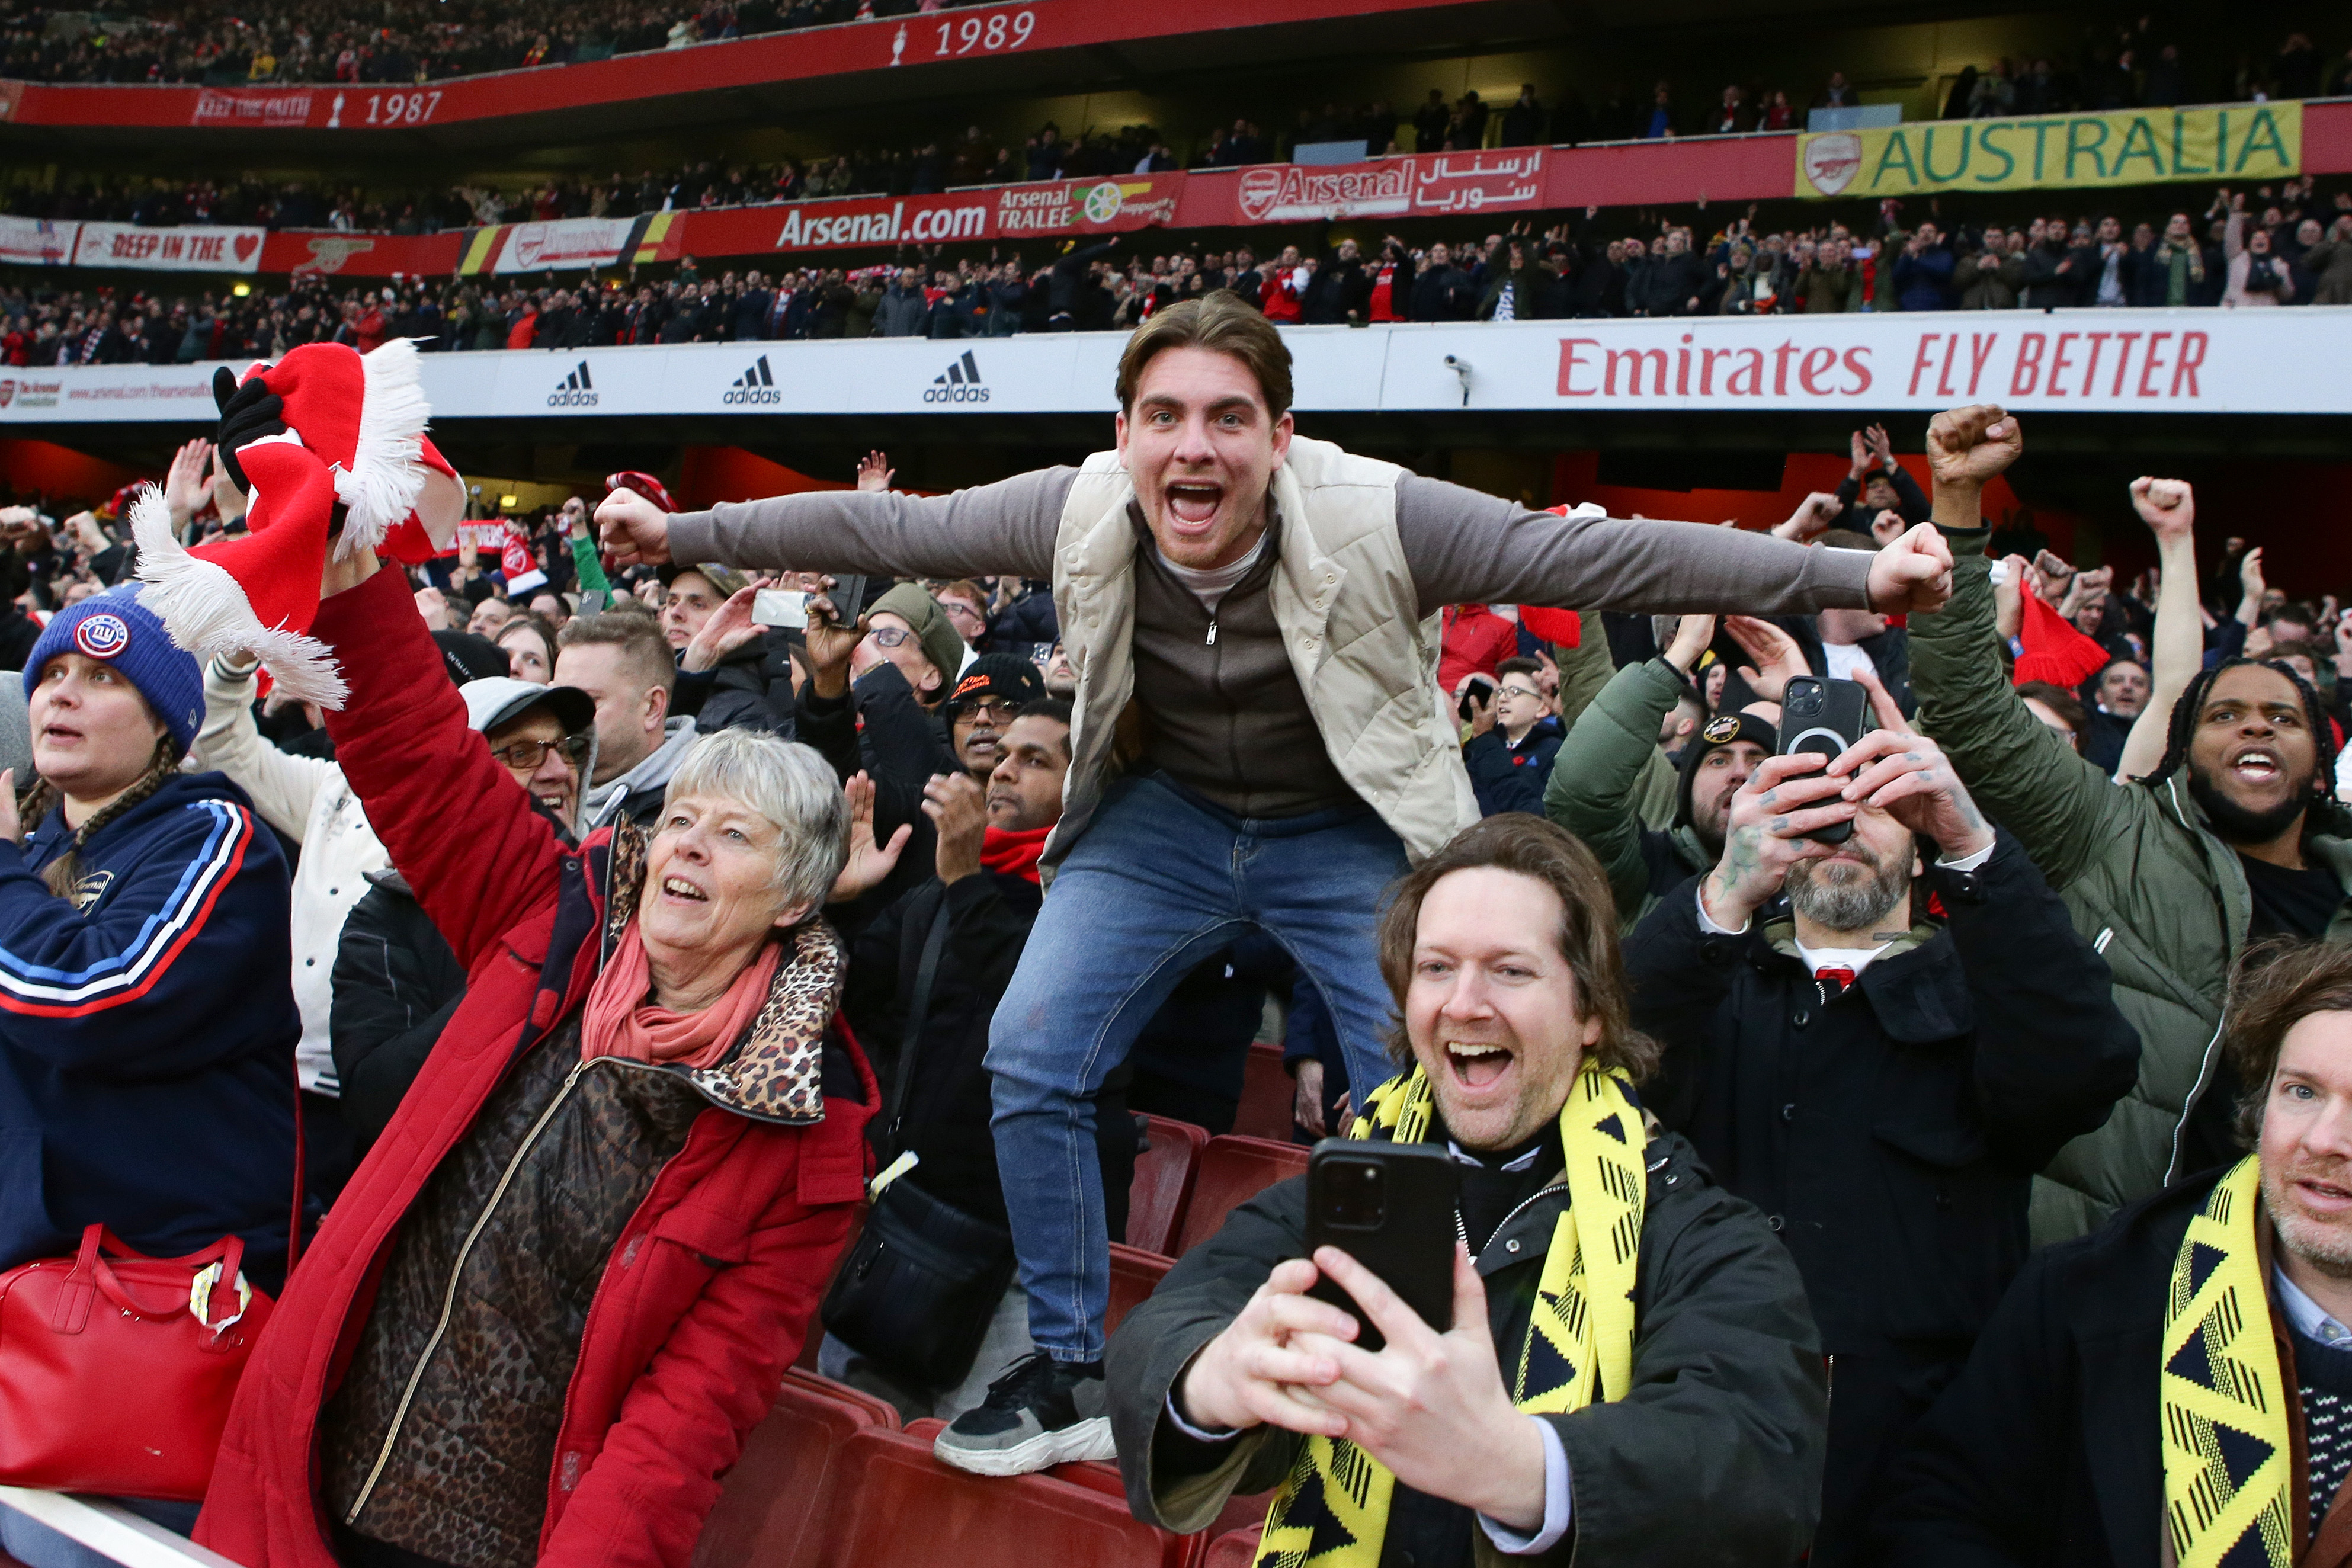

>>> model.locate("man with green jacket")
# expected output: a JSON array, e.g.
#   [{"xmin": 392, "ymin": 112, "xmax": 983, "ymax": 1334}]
[
  {"xmin": 1545, "ymin": 612, "xmax": 1804, "ymax": 931},
  {"xmin": 1909, "ymin": 403, "xmax": 2352, "ymax": 1243}
]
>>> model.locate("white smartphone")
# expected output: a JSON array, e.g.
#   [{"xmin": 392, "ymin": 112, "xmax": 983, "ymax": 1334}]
[{"xmin": 752, "ymin": 588, "xmax": 807, "ymax": 628}]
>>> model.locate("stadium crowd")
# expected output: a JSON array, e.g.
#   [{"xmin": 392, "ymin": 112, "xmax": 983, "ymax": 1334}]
[
  {"xmin": 5, "ymin": 170, "xmax": 2351, "ymax": 372},
  {"xmin": 0, "ymin": 287, "xmax": 2347, "ymax": 1568}
]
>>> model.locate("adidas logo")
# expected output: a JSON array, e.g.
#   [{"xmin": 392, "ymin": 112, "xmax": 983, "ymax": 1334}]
[
  {"xmin": 923, "ymin": 349, "xmax": 989, "ymax": 405},
  {"xmin": 547, "ymin": 360, "xmax": 598, "ymax": 408},
  {"xmin": 722, "ymin": 354, "xmax": 780, "ymax": 405}
]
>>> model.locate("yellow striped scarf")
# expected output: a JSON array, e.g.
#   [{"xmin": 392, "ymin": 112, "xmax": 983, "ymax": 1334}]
[
  {"xmin": 1253, "ymin": 1063, "xmax": 1646, "ymax": 1568},
  {"xmin": 2162, "ymin": 1153, "xmax": 2293, "ymax": 1568}
]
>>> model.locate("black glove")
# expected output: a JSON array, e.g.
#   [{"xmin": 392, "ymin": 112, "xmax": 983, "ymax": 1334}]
[{"xmin": 211, "ymin": 367, "xmax": 286, "ymax": 495}]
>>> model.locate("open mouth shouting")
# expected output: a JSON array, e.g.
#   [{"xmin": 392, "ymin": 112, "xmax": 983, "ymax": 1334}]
[
  {"xmin": 1444, "ymin": 1038, "xmax": 1514, "ymax": 1092},
  {"xmin": 2229, "ymin": 745, "xmax": 2283, "ymax": 788},
  {"xmin": 658, "ymin": 874, "xmax": 710, "ymax": 905},
  {"xmin": 1164, "ymin": 479, "xmax": 1225, "ymax": 534}
]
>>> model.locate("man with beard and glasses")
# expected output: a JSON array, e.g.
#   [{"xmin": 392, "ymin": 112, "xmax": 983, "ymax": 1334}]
[
  {"xmin": 598, "ymin": 291, "xmax": 1952, "ymax": 1476},
  {"xmin": 1908, "ymin": 403, "xmax": 2352, "ymax": 1246},
  {"xmin": 1623, "ymin": 705, "xmax": 2138, "ymax": 1567},
  {"xmin": 1545, "ymin": 609, "xmax": 1811, "ymax": 931},
  {"xmin": 1882, "ymin": 939, "xmax": 2352, "ymax": 1567}
]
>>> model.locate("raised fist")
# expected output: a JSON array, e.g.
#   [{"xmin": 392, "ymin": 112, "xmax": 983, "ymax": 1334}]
[{"xmin": 1925, "ymin": 405, "xmax": 2023, "ymax": 490}]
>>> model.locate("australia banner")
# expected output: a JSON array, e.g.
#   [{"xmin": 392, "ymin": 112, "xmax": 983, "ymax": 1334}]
[{"xmin": 1796, "ymin": 101, "xmax": 2303, "ymax": 200}]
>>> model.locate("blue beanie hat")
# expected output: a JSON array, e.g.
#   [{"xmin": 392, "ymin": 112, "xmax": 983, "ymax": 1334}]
[{"xmin": 24, "ymin": 589, "xmax": 205, "ymax": 756}]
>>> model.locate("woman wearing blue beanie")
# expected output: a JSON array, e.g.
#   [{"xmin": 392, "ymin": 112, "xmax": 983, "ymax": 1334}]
[{"xmin": 0, "ymin": 588, "xmax": 302, "ymax": 1562}]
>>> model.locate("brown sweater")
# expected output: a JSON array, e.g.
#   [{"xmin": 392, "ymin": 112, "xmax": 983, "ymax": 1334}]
[{"xmin": 669, "ymin": 469, "xmax": 1874, "ymax": 820}]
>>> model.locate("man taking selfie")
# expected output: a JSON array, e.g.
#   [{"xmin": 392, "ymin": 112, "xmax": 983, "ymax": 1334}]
[{"xmin": 1105, "ymin": 816, "xmax": 1829, "ymax": 1566}]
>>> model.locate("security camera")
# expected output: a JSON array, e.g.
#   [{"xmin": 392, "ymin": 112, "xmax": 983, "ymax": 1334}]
[
  {"xmin": 1444, "ymin": 355, "xmax": 1472, "ymax": 407},
  {"xmin": 1443, "ymin": 355, "xmax": 1466, "ymax": 369}
]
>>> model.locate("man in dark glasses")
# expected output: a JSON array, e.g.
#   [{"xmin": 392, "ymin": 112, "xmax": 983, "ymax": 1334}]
[
  {"xmin": 947, "ymin": 655, "xmax": 1049, "ymax": 784},
  {"xmin": 463, "ymin": 678, "xmax": 597, "ymax": 836}
]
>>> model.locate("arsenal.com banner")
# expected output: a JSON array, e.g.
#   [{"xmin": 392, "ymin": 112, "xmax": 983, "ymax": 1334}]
[{"xmin": 4, "ymin": 312, "xmax": 2341, "ymax": 425}]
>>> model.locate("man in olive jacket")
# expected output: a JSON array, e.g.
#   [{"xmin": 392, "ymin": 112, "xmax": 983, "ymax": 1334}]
[
  {"xmin": 1908, "ymin": 404, "xmax": 2352, "ymax": 1243},
  {"xmin": 1108, "ymin": 817, "xmax": 1827, "ymax": 1568}
]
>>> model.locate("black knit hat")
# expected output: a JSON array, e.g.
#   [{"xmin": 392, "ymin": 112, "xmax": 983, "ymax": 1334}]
[
  {"xmin": 1675, "ymin": 710, "xmax": 1780, "ymax": 830},
  {"xmin": 947, "ymin": 652, "xmax": 1046, "ymax": 715}
]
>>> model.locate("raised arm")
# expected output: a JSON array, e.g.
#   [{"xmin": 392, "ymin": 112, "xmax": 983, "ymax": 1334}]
[
  {"xmin": 1908, "ymin": 406, "xmax": 2127, "ymax": 891},
  {"xmin": 191, "ymin": 655, "xmax": 341, "ymax": 842},
  {"xmin": 611, "ymin": 467, "xmax": 1074, "ymax": 581},
  {"xmin": 1544, "ymin": 621, "xmax": 1709, "ymax": 922},
  {"xmin": 1396, "ymin": 478, "xmax": 1949, "ymax": 620},
  {"xmin": 2115, "ymin": 479, "xmax": 2200, "ymax": 781},
  {"xmin": 315, "ymin": 560, "xmax": 564, "ymax": 971}
]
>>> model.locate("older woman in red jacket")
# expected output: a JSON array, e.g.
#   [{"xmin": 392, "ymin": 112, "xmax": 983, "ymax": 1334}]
[{"xmin": 197, "ymin": 550, "xmax": 875, "ymax": 1568}]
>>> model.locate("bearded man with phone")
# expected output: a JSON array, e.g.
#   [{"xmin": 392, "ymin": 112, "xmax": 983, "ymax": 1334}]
[
  {"xmin": 1106, "ymin": 815, "xmax": 1829, "ymax": 1567},
  {"xmin": 1622, "ymin": 687, "xmax": 2140, "ymax": 1563}
]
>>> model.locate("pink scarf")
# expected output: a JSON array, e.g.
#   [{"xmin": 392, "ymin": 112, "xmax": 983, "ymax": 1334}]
[{"xmin": 580, "ymin": 922, "xmax": 783, "ymax": 1069}]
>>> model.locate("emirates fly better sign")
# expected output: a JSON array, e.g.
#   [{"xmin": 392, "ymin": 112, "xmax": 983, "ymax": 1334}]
[{"xmin": 3, "ymin": 312, "xmax": 2344, "ymax": 422}]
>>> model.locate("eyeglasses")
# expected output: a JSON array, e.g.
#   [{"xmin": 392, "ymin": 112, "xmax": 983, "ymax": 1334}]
[
  {"xmin": 1497, "ymin": 684, "xmax": 1543, "ymax": 701},
  {"xmin": 489, "ymin": 732, "xmax": 591, "ymax": 771},
  {"xmin": 866, "ymin": 626, "xmax": 914, "ymax": 649},
  {"xmin": 955, "ymin": 697, "xmax": 1024, "ymax": 723}
]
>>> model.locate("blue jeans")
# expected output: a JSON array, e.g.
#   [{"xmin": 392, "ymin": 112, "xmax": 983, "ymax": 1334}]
[{"xmin": 986, "ymin": 775, "xmax": 1409, "ymax": 1362}]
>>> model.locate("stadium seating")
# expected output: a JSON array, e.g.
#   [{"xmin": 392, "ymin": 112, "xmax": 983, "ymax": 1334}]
[
  {"xmin": 692, "ymin": 1369, "xmax": 900, "ymax": 1568},
  {"xmin": 1202, "ymin": 1528, "xmax": 1264, "ymax": 1567},
  {"xmin": 1174, "ymin": 1136, "xmax": 1310, "ymax": 1257},
  {"xmin": 1127, "ymin": 1114, "xmax": 1208, "ymax": 1254},
  {"xmin": 1107, "ymin": 1243, "xmax": 1175, "ymax": 1338},
  {"xmin": 817, "ymin": 1423, "xmax": 1194, "ymax": 1568},
  {"xmin": 1231, "ymin": 1042, "xmax": 1297, "ymax": 1143}
]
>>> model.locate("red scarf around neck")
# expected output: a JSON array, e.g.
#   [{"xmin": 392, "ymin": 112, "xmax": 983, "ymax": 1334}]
[{"xmin": 980, "ymin": 822, "xmax": 1053, "ymax": 884}]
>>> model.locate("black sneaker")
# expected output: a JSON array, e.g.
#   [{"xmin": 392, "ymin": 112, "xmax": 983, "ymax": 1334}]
[{"xmin": 932, "ymin": 1351, "xmax": 1115, "ymax": 1476}]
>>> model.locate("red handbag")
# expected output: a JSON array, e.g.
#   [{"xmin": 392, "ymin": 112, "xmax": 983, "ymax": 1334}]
[
  {"xmin": 0, "ymin": 1086, "xmax": 303, "ymax": 1501},
  {"xmin": 0, "ymin": 1224, "xmax": 278, "ymax": 1500}
]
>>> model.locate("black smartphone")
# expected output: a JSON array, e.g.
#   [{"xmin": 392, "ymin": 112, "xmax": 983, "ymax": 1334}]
[
  {"xmin": 1305, "ymin": 1140, "xmax": 1462, "ymax": 1353},
  {"xmin": 1455, "ymin": 674, "xmax": 1495, "ymax": 725},
  {"xmin": 818, "ymin": 573, "xmax": 880, "ymax": 628},
  {"xmin": 1776, "ymin": 675, "xmax": 1872, "ymax": 845}
]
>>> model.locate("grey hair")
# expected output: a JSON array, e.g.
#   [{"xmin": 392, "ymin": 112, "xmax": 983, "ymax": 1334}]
[{"xmin": 660, "ymin": 729, "xmax": 849, "ymax": 917}]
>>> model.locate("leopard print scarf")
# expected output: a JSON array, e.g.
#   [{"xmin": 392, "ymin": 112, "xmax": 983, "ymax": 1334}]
[{"xmin": 598, "ymin": 816, "xmax": 845, "ymax": 1126}]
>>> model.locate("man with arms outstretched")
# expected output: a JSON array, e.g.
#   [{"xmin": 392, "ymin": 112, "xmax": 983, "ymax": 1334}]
[{"xmin": 598, "ymin": 292, "xmax": 1955, "ymax": 1474}]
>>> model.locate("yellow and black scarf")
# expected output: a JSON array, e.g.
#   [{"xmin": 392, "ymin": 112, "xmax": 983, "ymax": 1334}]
[
  {"xmin": 1253, "ymin": 1063, "xmax": 1646, "ymax": 1568},
  {"xmin": 2162, "ymin": 1153, "xmax": 2293, "ymax": 1568}
]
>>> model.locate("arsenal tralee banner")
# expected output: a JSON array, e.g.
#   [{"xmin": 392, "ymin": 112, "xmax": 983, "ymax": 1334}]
[{"xmin": 5, "ymin": 312, "xmax": 2344, "ymax": 426}]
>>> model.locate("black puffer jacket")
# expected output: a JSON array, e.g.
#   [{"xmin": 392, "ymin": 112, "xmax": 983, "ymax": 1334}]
[{"xmin": 331, "ymin": 870, "xmax": 466, "ymax": 1151}]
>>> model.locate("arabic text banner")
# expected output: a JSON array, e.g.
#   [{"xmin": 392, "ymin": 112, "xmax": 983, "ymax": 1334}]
[{"xmin": 1797, "ymin": 101, "xmax": 2303, "ymax": 199}]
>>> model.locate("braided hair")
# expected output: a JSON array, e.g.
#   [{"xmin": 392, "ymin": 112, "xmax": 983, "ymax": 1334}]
[
  {"xmin": 14, "ymin": 735, "xmax": 184, "ymax": 902},
  {"xmin": 2133, "ymin": 656, "xmax": 2338, "ymax": 816}
]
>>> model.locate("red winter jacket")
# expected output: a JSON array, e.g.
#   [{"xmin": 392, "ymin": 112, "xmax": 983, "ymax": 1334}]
[
  {"xmin": 1438, "ymin": 602, "xmax": 1522, "ymax": 693},
  {"xmin": 197, "ymin": 564, "xmax": 873, "ymax": 1568}
]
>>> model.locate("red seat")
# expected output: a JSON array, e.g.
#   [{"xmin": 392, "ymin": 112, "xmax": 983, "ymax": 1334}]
[
  {"xmin": 1127, "ymin": 1114, "xmax": 1208, "ymax": 1254},
  {"xmin": 1201, "ymin": 1527, "xmax": 1264, "ymax": 1567},
  {"xmin": 1107, "ymin": 1242, "xmax": 1174, "ymax": 1338},
  {"xmin": 693, "ymin": 1368, "xmax": 897, "ymax": 1568},
  {"xmin": 818, "ymin": 1425, "xmax": 1192, "ymax": 1567},
  {"xmin": 1176, "ymin": 1136, "xmax": 1310, "ymax": 1256},
  {"xmin": 1231, "ymin": 1041, "xmax": 1297, "ymax": 1143}
]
